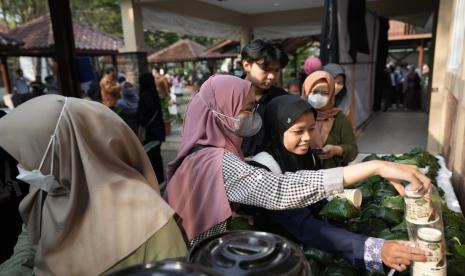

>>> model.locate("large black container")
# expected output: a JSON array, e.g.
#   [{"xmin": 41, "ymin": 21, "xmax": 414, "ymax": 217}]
[
  {"xmin": 107, "ymin": 260, "xmax": 219, "ymax": 276},
  {"xmin": 188, "ymin": 231, "xmax": 311, "ymax": 276}
]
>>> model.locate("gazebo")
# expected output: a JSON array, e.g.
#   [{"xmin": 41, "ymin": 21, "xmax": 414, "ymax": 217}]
[
  {"xmin": 147, "ymin": 38, "xmax": 238, "ymax": 73},
  {"xmin": 1, "ymin": 15, "xmax": 123, "ymax": 94},
  {"xmin": 6, "ymin": 15, "xmax": 123, "ymax": 56},
  {"xmin": 148, "ymin": 39, "xmax": 206, "ymax": 63},
  {"xmin": 148, "ymin": 38, "xmax": 238, "ymax": 63}
]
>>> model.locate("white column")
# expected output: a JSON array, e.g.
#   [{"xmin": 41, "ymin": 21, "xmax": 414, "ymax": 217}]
[
  {"xmin": 240, "ymin": 26, "xmax": 253, "ymax": 50},
  {"xmin": 120, "ymin": 0, "xmax": 146, "ymax": 52}
]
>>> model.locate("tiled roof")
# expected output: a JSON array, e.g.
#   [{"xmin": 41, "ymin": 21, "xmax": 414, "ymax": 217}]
[
  {"xmin": 148, "ymin": 39, "xmax": 207, "ymax": 63},
  {"xmin": 148, "ymin": 38, "xmax": 239, "ymax": 63},
  {"xmin": 0, "ymin": 32, "xmax": 23, "ymax": 48},
  {"xmin": 7, "ymin": 15, "xmax": 123, "ymax": 54},
  {"xmin": 201, "ymin": 39, "xmax": 239, "ymax": 59}
]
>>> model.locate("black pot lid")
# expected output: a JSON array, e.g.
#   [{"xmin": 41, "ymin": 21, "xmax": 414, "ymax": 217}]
[
  {"xmin": 107, "ymin": 260, "xmax": 220, "ymax": 276},
  {"xmin": 188, "ymin": 231, "xmax": 311, "ymax": 276}
]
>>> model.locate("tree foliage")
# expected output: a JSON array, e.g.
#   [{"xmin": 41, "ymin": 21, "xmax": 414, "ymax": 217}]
[
  {"xmin": 0, "ymin": 0, "xmax": 220, "ymax": 50},
  {"xmin": 0, "ymin": 0, "xmax": 48, "ymax": 29}
]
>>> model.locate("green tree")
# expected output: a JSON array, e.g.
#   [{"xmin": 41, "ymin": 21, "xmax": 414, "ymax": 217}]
[
  {"xmin": 0, "ymin": 0, "xmax": 48, "ymax": 29},
  {"xmin": 71, "ymin": 0, "xmax": 122, "ymax": 37}
]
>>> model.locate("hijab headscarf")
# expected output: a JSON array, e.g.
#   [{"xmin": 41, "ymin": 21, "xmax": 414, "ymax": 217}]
[
  {"xmin": 302, "ymin": 71, "xmax": 342, "ymax": 148},
  {"xmin": 116, "ymin": 82, "xmax": 139, "ymax": 113},
  {"xmin": 322, "ymin": 63, "xmax": 346, "ymax": 106},
  {"xmin": 0, "ymin": 95, "xmax": 174, "ymax": 275},
  {"xmin": 263, "ymin": 95, "xmax": 320, "ymax": 172},
  {"xmin": 164, "ymin": 75, "xmax": 252, "ymax": 241}
]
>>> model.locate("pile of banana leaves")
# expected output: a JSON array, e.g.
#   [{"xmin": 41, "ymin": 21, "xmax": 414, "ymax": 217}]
[{"xmin": 305, "ymin": 148, "xmax": 465, "ymax": 275}]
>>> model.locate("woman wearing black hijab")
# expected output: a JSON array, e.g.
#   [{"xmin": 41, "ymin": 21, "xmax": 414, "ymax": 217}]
[
  {"xmin": 137, "ymin": 72, "xmax": 166, "ymax": 184},
  {"xmin": 247, "ymin": 95, "xmax": 415, "ymax": 273}
]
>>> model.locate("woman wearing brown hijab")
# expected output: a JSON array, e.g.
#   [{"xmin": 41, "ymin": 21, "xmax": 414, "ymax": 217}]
[
  {"xmin": 0, "ymin": 95, "xmax": 186, "ymax": 275},
  {"xmin": 302, "ymin": 71, "xmax": 358, "ymax": 169}
]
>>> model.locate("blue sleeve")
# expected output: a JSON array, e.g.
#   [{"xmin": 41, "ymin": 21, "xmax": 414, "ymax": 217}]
[{"xmin": 264, "ymin": 207, "xmax": 368, "ymax": 269}]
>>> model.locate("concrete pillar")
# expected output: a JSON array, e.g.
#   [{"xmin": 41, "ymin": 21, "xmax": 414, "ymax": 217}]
[
  {"xmin": 427, "ymin": 0, "xmax": 453, "ymax": 154},
  {"xmin": 120, "ymin": 0, "xmax": 146, "ymax": 52},
  {"xmin": 120, "ymin": 0, "xmax": 149, "ymax": 85},
  {"xmin": 240, "ymin": 26, "xmax": 253, "ymax": 50}
]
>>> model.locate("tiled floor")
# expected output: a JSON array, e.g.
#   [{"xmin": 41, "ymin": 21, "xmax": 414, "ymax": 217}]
[{"xmin": 357, "ymin": 111, "xmax": 429, "ymax": 154}]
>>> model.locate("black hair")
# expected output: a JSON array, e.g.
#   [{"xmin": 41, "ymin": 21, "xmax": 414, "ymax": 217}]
[{"xmin": 241, "ymin": 39, "xmax": 289, "ymax": 70}]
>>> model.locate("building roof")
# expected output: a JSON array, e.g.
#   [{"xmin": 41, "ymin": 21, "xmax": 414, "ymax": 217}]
[
  {"xmin": 6, "ymin": 15, "xmax": 123, "ymax": 56},
  {"xmin": 148, "ymin": 39, "xmax": 208, "ymax": 63},
  {"xmin": 200, "ymin": 39, "xmax": 239, "ymax": 59},
  {"xmin": 0, "ymin": 33, "xmax": 23, "ymax": 48}
]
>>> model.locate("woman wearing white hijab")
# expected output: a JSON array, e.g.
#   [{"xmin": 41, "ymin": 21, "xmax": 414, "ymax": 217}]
[{"xmin": 0, "ymin": 95, "xmax": 186, "ymax": 275}]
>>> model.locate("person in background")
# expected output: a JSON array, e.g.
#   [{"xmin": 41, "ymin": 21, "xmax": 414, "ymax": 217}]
[
  {"xmin": 303, "ymin": 56, "xmax": 322, "ymax": 76},
  {"xmin": 117, "ymin": 73, "xmax": 127, "ymax": 84},
  {"xmin": 382, "ymin": 64, "xmax": 396, "ymax": 111},
  {"xmin": 322, "ymin": 63, "xmax": 350, "ymax": 115},
  {"xmin": 240, "ymin": 39, "xmax": 289, "ymax": 157},
  {"xmin": 137, "ymin": 72, "xmax": 166, "ymax": 185},
  {"xmin": 0, "ymin": 95, "xmax": 186, "ymax": 275},
  {"xmin": 404, "ymin": 65, "xmax": 421, "ymax": 111},
  {"xmin": 420, "ymin": 64, "xmax": 430, "ymax": 112},
  {"xmin": 44, "ymin": 75, "xmax": 60, "ymax": 95},
  {"xmin": 30, "ymin": 75, "xmax": 45, "ymax": 98},
  {"xmin": 302, "ymin": 71, "xmax": 358, "ymax": 169},
  {"xmin": 247, "ymin": 95, "xmax": 426, "ymax": 273},
  {"xmin": 100, "ymin": 67, "xmax": 120, "ymax": 110},
  {"xmin": 286, "ymin": 79, "xmax": 301, "ymax": 96},
  {"xmin": 116, "ymin": 81, "xmax": 139, "ymax": 134},
  {"xmin": 86, "ymin": 70, "xmax": 102, "ymax": 102},
  {"xmin": 12, "ymin": 69, "xmax": 30, "ymax": 106},
  {"xmin": 0, "ymin": 110, "xmax": 30, "ymax": 265},
  {"xmin": 164, "ymin": 75, "xmax": 431, "ymax": 257},
  {"xmin": 152, "ymin": 67, "xmax": 171, "ymax": 100},
  {"xmin": 232, "ymin": 60, "xmax": 245, "ymax": 78}
]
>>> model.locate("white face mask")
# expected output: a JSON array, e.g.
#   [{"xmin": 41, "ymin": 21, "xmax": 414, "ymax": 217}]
[
  {"xmin": 308, "ymin": 94, "xmax": 328, "ymax": 109},
  {"xmin": 16, "ymin": 98, "xmax": 68, "ymax": 194},
  {"xmin": 212, "ymin": 109, "xmax": 262, "ymax": 137},
  {"xmin": 199, "ymin": 94, "xmax": 262, "ymax": 137}
]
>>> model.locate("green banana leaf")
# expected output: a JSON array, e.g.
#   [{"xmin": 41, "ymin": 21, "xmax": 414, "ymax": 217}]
[
  {"xmin": 319, "ymin": 198, "xmax": 361, "ymax": 221},
  {"xmin": 374, "ymin": 208, "xmax": 403, "ymax": 225},
  {"xmin": 378, "ymin": 229, "xmax": 409, "ymax": 240},
  {"xmin": 356, "ymin": 218, "xmax": 389, "ymax": 237},
  {"xmin": 227, "ymin": 217, "xmax": 251, "ymax": 231},
  {"xmin": 360, "ymin": 184, "xmax": 374, "ymax": 201},
  {"xmin": 391, "ymin": 221, "xmax": 408, "ymax": 233},
  {"xmin": 381, "ymin": 196, "xmax": 405, "ymax": 211}
]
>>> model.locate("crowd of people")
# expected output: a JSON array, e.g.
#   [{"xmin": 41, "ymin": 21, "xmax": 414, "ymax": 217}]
[
  {"xmin": 382, "ymin": 62, "xmax": 430, "ymax": 112},
  {"xmin": 0, "ymin": 39, "xmax": 433, "ymax": 275}
]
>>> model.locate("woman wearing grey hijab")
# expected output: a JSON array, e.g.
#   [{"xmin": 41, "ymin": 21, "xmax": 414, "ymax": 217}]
[{"xmin": 0, "ymin": 95, "xmax": 186, "ymax": 275}]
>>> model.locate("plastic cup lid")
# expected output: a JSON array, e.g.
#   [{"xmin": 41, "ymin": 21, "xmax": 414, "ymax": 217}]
[{"xmin": 417, "ymin": 227, "xmax": 442, "ymax": 241}]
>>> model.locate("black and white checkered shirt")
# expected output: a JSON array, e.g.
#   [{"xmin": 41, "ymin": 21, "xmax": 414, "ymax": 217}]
[{"xmin": 189, "ymin": 151, "xmax": 344, "ymax": 247}]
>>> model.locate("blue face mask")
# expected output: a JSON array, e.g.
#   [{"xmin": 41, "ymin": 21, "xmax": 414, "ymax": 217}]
[{"xmin": 16, "ymin": 98, "xmax": 68, "ymax": 194}]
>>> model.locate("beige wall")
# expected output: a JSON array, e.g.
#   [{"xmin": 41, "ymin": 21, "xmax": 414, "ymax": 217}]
[{"xmin": 428, "ymin": 0, "xmax": 465, "ymax": 212}]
